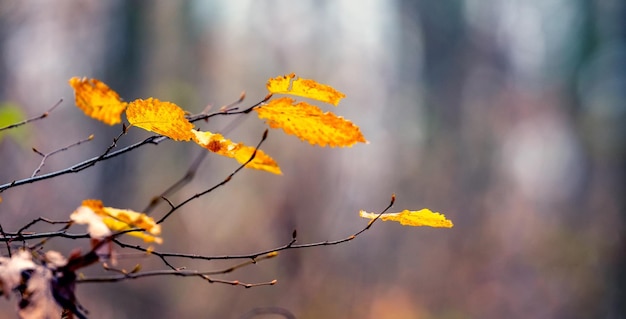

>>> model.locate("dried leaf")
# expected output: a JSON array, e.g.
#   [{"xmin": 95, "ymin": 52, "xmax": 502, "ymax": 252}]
[
  {"xmin": 359, "ymin": 209, "xmax": 454, "ymax": 228},
  {"xmin": 255, "ymin": 97, "xmax": 366, "ymax": 147},
  {"xmin": 17, "ymin": 266, "xmax": 62, "ymax": 319},
  {"xmin": 76, "ymin": 200, "xmax": 163, "ymax": 243},
  {"xmin": 69, "ymin": 77, "xmax": 127, "ymax": 125},
  {"xmin": 126, "ymin": 98, "xmax": 195, "ymax": 141},
  {"xmin": 0, "ymin": 250, "xmax": 70, "ymax": 319},
  {"xmin": 0, "ymin": 250, "xmax": 35, "ymax": 299},
  {"xmin": 70, "ymin": 206, "xmax": 112, "ymax": 239},
  {"xmin": 192, "ymin": 129, "xmax": 282, "ymax": 175},
  {"xmin": 267, "ymin": 73, "xmax": 346, "ymax": 106}
]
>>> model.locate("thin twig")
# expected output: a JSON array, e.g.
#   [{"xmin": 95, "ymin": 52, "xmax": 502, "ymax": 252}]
[
  {"xmin": 113, "ymin": 195, "xmax": 395, "ymax": 265},
  {"xmin": 15, "ymin": 217, "xmax": 72, "ymax": 236},
  {"xmin": 79, "ymin": 270, "xmax": 277, "ymax": 288},
  {"xmin": 0, "ymin": 96, "xmax": 270, "ymax": 193},
  {"xmin": 0, "ymin": 128, "xmax": 128, "ymax": 193},
  {"xmin": 0, "ymin": 99, "xmax": 62, "ymax": 132},
  {"xmin": 143, "ymin": 150, "xmax": 207, "ymax": 214},
  {"xmin": 0, "ymin": 224, "xmax": 11, "ymax": 257},
  {"xmin": 77, "ymin": 251, "xmax": 278, "ymax": 287},
  {"xmin": 29, "ymin": 222, "xmax": 73, "ymax": 250},
  {"xmin": 31, "ymin": 135, "xmax": 94, "ymax": 177},
  {"xmin": 143, "ymin": 93, "xmax": 251, "ymax": 214},
  {"xmin": 0, "ymin": 231, "xmax": 89, "ymax": 242},
  {"xmin": 187, "ymin": 93, "xmax": 271, "ymax": 122},
  {"xmin": 217, "ymin": 91, "xmax": 246, "ymax": 113},
  {"xmin": 155, "ymin": 129, "xmax": 269, "ymax": 224}
]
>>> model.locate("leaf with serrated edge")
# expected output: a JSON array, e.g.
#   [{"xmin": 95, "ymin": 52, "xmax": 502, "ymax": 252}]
[
  {"xmin": 126, "ymin": 98, "xmax": 195, "ymax": 141},
  {"xmin": 69, "ymin": 77, "xmax": 127, "ymax": 125},
  {"xmin": 255, "ymin": 97, "xmax": 366, "ymax": 147},
  {"xmin": 192, "ymin": 129, "xmax": 281, "ymax": 175},
  {"xmin": 359, "ymin": 209, "xmax": 454, "ymax": 228},
  {"xmin": 267, "ymin": 73, "xmax": 346, "ymax": 106}
]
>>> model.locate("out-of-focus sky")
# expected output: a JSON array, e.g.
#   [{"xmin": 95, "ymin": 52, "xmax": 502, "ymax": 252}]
[{"xmin": 0, "ymin": 1, "xmax": 624, "ymax": 318}]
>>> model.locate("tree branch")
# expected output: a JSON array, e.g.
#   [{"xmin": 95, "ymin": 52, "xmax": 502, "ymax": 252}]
[
  {"xmin": 77, "ymin": 251, "xmax": 278, "ymax": 288},
  {"xmin": 112, "ymin": 195, "xmax": 395, "ymax": 267},
  {"xmin": 0, "ymin": 99, "xmax": 63, "ymax": 132},
  {"xmin": 0, "ymin": 95, "xmax": 270, "ymax": 194},
  {"xmin": 31, "ymin": 134, "xmax": 94, "ymax": 177},
  {"xmin": 155, "ymin": 129, "xmax": 269, "ymax": 224}
]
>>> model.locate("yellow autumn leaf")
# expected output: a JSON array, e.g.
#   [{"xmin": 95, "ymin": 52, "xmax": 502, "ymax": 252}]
[
  {"xmin": 267, "ymin": 73, "xmax": 346, "ymax": 106},
  {"xmin": 359, "ymin": 209, "xmax": 454, "ymax": 228},
  {"xmin": 126, "ymin": 98, "xmax": 195, "ymax": 141},
  {"xmin": 191, "ymin": 129, "xmax": 282, "ymax": 175},
  {"xmin": 69, "ymin": 77, "xmax": 128, "ymax": 125},
  {"xmin": 78, "ymin": 199, "xmax": 163, "ymax": 243},
  {"xmin": 255, "ymin": 97, "xmax": 366, "ymax": 147}
]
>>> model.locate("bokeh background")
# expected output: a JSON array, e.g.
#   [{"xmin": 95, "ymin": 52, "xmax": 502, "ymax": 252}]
[{"xmin": 0, "ymin": 1, "xmax": 624, "ymax": 318}]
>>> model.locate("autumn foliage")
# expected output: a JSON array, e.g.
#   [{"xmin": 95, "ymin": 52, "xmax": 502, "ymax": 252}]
[{"xmin": 0, "ymin": 74, "xmax": 451, "ymax": 318}]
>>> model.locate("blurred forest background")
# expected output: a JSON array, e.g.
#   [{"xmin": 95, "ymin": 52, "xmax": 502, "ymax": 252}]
[{"xmin": 0, "ymin": 1, "xmax": 624, "ymax": 318}]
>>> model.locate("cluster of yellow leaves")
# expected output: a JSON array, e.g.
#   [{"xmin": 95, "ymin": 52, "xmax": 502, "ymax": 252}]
[
  {"xmin": 69, "ymin": 77, "xmax": 280, "ymax": 174},
  {"xmin": 359, "ymin": 209, "xmax": 454, "ymax": 228},
  {"xmin": 69, "ymin": 73, "xmax": 366, "ymax": 173},
  {"xmin": 69, "ymin": 74, "xmax": 452, "ymax": 230},
  {"xmin": 257, "ymin": 74, "xmax": 366, "ymax": 147},
  {"xmin": 70, "ymin": 199, "xmax": 162, "ymax": 243}
]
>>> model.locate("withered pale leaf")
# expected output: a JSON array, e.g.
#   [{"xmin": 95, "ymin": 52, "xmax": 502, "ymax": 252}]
[
  {"xmin": 0, "ymin": 250, "xmax": 35, "ymax": 299},
  {"xmin": 255, "ymin": 97, "xmax": 366, "ymax": 147},
  {"xmin": 17, "ymin": 266, "xmax": 61, "ymax": 319},
  {"xmin": 267, "ymin": 73, "xmax": 346, "ymax": 106},
  {"xmin": 76, "ymin": 200, "xmax": 162, "ymax": 243},
  {"xmin": 69, "ymin": 77, "xmax": 128, "ymax": 125},
  {"xmin": 192, "ymin": 129, "xmax": 282, "ymax": 175},
  {"xmin": 70, "ymin": 205, "xmax": 112, "ymax": 239},
  {"xmin": 359, "ymin": 209, "xmax": 454, "ymax": 228},
  {"xmin": 126, "ymin": 98, "xmax": 195, "ymax": 141}
]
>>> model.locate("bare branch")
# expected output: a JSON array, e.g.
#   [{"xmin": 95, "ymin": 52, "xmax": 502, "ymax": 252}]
[
  {"xmin": 79, "ymin": 271, "xmax": 277, "ymax": 287},
  {"xmin": 0, "ymin": 224, "xmax": 11, "ymax": 257},
  {"xmin": 0, "ymin": 96, "xmax": 269, "ymax": 193},
  {"xmin": 0, "ymin": 128, "xmax": 128, "ymax": 193},
  {"xmin": 155, "ymin": 129, "xmax": 269, "ymax": 224},
  {"xmin": 15, "ymin": 217, "xmax": 72, "ymax": 236},
  {"xmin": 187, "ymin": 93, "xmax": 271, "ymax": 123},
  {"xmin": 0, "ymin": 231, "xmax": 89, "ymax": 242},
  {"xmin": 216, "ymin": 91, "xmax": 246, "ymax": 113},
  {"xmin": 76, "ymin": 251, "xmax": 279, "ymax": 288},
  {"xmin": 112, "ymin": 195, "xmax": 395, "ymax": 266},
  {"xmin": 31, "ymin": 134, "xmax": 94, "ymax": 177},
  {"xmin": 0, "ymin": 99, "xmax": 62, "ymax": 132},
  {"xmin": 143, "ymin": 93, "xmax": 257, "ymax": 214},
  {"xmin": 143, "ymin": 150, "xmax": 207, "ymax": 214}
]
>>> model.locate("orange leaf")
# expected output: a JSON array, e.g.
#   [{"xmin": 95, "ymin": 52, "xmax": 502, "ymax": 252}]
[
  {"xmin": 191, "ymin": 130, "xmax": 282, "ymax": 175},
  {"xmin": 69, "ymin": 77, "xmax": 128, "ymax": 125},
  {"xmin": 359, "ymin": 209, "xmax": 454, "ymax": 228},
  {"xmin": 76, "ymin": 199, "xmax": 163, "ymax": 243},
  {"xmin": 255, "ymin": 97, "xmax": 366, "ymax": 147},
  {"xmin": 126, "ymin": 98, "xmax": 195, "ymax": 141},
  {"xmin": 267, "ymin": 73, "xmax": 346, "ymax": 106}
]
